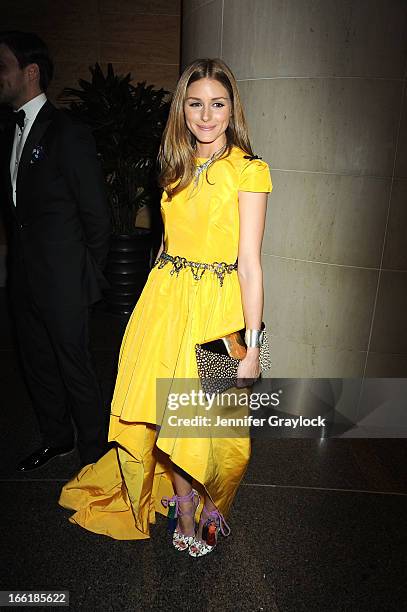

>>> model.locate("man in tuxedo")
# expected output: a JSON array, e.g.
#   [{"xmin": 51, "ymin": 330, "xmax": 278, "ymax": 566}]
[{"xmin": 0, "ymin": 31, "xmax": 111, "ymax": 470}]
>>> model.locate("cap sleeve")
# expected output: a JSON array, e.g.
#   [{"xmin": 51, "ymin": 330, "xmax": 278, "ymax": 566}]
[{"xmin": 238, "ymin": 158, "xmax": 273, "ymax": 193}]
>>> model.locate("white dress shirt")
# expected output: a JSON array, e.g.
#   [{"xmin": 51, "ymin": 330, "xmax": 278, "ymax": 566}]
[{"xmin": 9, "ymin": 92, "xmax": 47, "ymax": 206}]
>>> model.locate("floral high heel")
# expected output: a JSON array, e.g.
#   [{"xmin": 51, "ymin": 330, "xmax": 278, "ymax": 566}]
[
  {"xmin": 188, "ymin": 505, "xmax": 231, "ymax": 557},
  {"xmin": 161, "ymin": 489, "xmax": 200, "ymax": 551}
]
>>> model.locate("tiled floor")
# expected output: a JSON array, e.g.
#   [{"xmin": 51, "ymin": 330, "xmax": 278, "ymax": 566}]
[{"xmin": 0, "ymin": 289, "xmax": 406, "ymax": 611}]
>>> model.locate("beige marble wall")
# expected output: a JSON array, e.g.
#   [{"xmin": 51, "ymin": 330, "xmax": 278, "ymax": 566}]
[{"xmin": 182, "ymin": 0, "xmax": 407, "ymax": 378}]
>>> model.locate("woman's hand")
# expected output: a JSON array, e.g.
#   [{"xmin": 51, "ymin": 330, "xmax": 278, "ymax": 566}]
[{"xmin": 236, "ymin": 348, "xmax": 261, "ymax": 388}]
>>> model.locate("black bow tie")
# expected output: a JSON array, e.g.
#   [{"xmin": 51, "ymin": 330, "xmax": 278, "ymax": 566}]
[{"xmin": 13, "ymin": 109, "xmax": 26, "ymax": 130}]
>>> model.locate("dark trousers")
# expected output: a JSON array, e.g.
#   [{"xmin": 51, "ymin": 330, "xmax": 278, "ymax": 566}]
[{"xmin": 9, "ymin": 271, "xmax": 109, "ymax": 465}]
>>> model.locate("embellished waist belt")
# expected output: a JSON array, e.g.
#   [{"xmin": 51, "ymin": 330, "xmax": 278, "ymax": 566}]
[{"xmin": 153, "ymin": 251, "xmax": 238, "ymax": 286}]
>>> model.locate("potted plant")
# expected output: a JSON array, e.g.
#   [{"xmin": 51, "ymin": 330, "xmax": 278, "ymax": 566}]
[{"xmin": 59, "ymin": 63, "xmax": 170, "ymax": 315}]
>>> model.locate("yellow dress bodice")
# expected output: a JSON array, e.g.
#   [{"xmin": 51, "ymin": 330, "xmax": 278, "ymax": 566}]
[{"xmin": 161, "ymin": 145, "xmax": 272, "ymax": 264}]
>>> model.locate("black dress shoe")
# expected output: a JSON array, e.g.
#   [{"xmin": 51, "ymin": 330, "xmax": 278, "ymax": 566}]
[{"xmin": 17, "ymin": 444, "xmax": 75, "ymax": 472}]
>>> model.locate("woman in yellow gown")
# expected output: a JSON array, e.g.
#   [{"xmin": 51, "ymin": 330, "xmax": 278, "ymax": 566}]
[{"xmin": 59, "ymin": 58, "xmax": 272, "ymax": 557}]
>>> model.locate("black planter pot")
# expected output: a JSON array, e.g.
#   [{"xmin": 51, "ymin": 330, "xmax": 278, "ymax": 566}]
[{"xmin": 104, "ymin": 229, "xmax": 152, "ymax": 315}]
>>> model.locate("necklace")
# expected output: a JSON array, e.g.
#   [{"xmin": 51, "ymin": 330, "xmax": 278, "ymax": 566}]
[{"xmin": 194, "ymin": 143, "xmax": 227, "ymax": 185}]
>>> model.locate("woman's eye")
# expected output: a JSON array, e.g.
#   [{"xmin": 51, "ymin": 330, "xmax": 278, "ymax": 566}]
[{"xmin": 213, "ymin": 103, "xmax": 225, "ymax": 108}]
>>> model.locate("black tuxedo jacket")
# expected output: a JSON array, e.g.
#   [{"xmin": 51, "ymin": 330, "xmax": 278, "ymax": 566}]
[{"xmin": 0, "ymin": 100, "xmax": 111, "ymax": 311}]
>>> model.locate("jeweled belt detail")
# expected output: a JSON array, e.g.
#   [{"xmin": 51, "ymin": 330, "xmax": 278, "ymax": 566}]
[{"xmin": 153, "ymin": 251, "xmax": 238, "ymax": 287}]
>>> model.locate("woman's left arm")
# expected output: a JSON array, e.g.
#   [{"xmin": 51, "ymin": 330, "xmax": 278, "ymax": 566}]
[{"xmin": 236, "ymin": 190, "xmax": 269, "ymax": 386}]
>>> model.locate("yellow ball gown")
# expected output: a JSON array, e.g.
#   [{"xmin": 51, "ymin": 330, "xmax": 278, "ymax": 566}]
[{"xmin": 58, "ymin": 145, "xmax": 272, "ymax": 540}]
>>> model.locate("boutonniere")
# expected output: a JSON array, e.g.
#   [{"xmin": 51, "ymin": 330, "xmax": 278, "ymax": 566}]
[{"xmin": 30, "ymin": 144, "xmax": 46, "ymax": 164}]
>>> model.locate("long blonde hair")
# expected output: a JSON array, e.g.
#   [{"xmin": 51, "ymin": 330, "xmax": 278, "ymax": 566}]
[{"xmin": 158, "ymin": 58, "xmax": 254, "ymax": 200}]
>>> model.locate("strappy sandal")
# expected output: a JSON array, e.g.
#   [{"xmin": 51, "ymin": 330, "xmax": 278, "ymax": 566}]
[
  {"xmin": 161, "ymin": 488, "xmax": 201, "ymax": 551},
  {"xmin": 188, "ymin": 505, "xmax": 231, "ymax": 557}
]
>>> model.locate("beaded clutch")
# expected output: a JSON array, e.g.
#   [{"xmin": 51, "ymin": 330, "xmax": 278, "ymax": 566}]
[{"xmin": 195, "ymin": 322, "xmax": 271, "ymax": 395}]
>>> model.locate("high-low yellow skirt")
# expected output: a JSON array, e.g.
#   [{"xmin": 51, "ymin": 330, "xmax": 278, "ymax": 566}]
[{"xmin": 59, "ymin": 261, "xmax": 251, "ymax": 540}]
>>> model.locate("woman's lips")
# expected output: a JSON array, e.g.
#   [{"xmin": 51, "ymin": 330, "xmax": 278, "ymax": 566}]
[{"xmin": 198, "ymin": 125, "xmax": 216, "ymax": 131}]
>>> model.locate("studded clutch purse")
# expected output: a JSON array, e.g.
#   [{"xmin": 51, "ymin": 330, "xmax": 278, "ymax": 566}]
[{"xmin": 195, "ymin": 322, "xmax": 271, "ymax": 395}]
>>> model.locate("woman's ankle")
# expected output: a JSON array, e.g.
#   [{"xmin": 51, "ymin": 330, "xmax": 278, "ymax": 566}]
[
  {"xmin": 174, "ymin": 490, "xmax": 199, "ymax": 536},
  {"xmin": 177, "ymin": 514, "xmax": 195, "ymax": 536}
]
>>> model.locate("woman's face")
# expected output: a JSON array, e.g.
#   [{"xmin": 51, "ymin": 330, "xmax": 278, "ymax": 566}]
[{"xmin": 184, "ymin": 77, "xmax": 232, "ymax": 151}]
